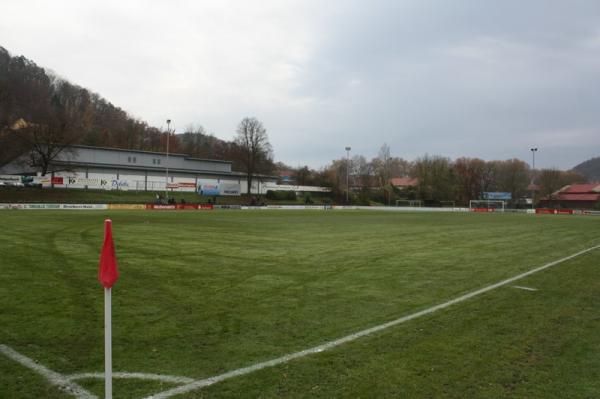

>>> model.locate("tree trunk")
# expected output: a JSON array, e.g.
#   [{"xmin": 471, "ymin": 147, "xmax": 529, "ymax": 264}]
[{"xmin": 247, "ymin": 173, "xmax": 253, "ymax": 196}]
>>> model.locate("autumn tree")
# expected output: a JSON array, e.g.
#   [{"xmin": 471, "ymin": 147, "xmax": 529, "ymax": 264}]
[
  {"xmin": 480, "ymin": 161, "xmax": 499, "ymax": 194},
  {"xmin": 538, "ymin": 169, "xmax": 587, "ymax": 200},
  {"xmin": 454, "ymin": 157, "xmax": 486, "ymax": 204},
  {"xmin": 412, "ymin": 155, "xmax": 455, "ymax": 203},
  {"xmin": 537, "ymin": 168, "xmax": 562, "ymax": 200},
  {"xmin": 13, "ymin": 80, "xmax": 85, "ymax": 175},
  {"xmin": 319, "ymin": 159, "xmax": 349, "ymax": 203},
  {"xmin": 373, "ymin": 143, "xmax": 392, "ymax": 185},
  {"xmin": 181, "ymin": 124, "xmax": 226, "ymax": 159},
  {"xmin": 495, "ymin": 159, "xmax": 530, "ymax": 203},
  {"xmin": 561, "ymin": 170, "xmax": 587, "ymax": 185},
  {"xmin": 0, "ymin": 46, "xmax": 193, "ymax": 165},
  {"xmin": 234, "ymin": 117, "xmax": 273, "ymax": 195},
  {"xmin": 372, "ymin": 143, "xmax": 393, "ymax": 204},
  {"xmin": 295, "ymin": 166, "xmax": 313, "ymax": 186}
]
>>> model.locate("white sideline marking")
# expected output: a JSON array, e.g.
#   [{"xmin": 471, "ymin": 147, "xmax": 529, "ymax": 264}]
[
  {"xmin": 0, "ymin": 344, "xmax": 97, "ymax": 399},
  {"xmin": 512, "ymin": 285, "xmax": 538, "ymax": 291},
  {"xmin": 67, "ymin": 372, "xmax": 194, "ymax": 384},
  {"xmin": 145, "ymin": 244, "xmax": 600, "ymax": 399}
]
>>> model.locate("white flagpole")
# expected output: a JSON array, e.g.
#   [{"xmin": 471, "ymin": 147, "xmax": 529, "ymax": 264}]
[{"xmin": 104, "ymin": 287, "xmax": 112, "ymax": 399}]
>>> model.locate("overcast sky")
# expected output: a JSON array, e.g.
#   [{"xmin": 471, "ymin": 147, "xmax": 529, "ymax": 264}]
[{"xmin": 2, "ymin": 0, "xmax": 599, "ymax": 169}]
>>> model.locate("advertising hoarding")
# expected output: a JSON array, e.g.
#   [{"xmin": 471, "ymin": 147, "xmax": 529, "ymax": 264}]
[
  {"xmin": 483, "ymin": 192, "xmax": 511, "ymax": 200},
  {"xmin": 197, "ymin": 181, "xmax": 241, "ymax": 196},
  {"xmin": 220, "ymin": 182, "xmax": 241, "ymax": 196}
]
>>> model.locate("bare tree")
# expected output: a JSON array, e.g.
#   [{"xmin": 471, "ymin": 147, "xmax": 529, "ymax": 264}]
[
  {"xmin": 295, "ymin": 166, "xmax": 313, "ymax": 186},
  {"xmin": 352, "ymin": 155, "xmax": 373, "ymax": 188},
  {"xmin": 0, "ymin": 125, "xmax": 30, "ymax": 167},
  {"xmin": 20, "ymin": 123, "xmax": 77, "ymax": 175},
  {"xmin": 181, "ymin": 124, "xmax": 209, "ymax": 157},
  {"xmin": 374, "ymin": 143, "xmax": 392, "ymax": 185},
  {"xmin": 234, "ymin": 117, "xmax": 273, "ymax": 195},
  {"xmin": 322, "ymin": 159, "xmax": 348, "ymax": 203},
  {"xmin": 13, "ymin": 90, "xmax": 81, "ymax": 175},
  {"xmin": 372, "ymin": 143, "xmax": 393, "ymax": 204},
  {"xmin": 412, "ymin": 154, "xmax": 455, "ymax": 202},
  {"xmin": 495, "ymin": 158, "xmax": 530, "ymax": 202},
  {"xmin": 538, "ymin": 169, "xmax": 586, "ymax": 200},
  {"xmin": 454, "ymin": 157, "xmax": 486, "ymax": 204},
  {"xmin": 538, "ymin": 168, "xmax": 563, "ymax": 200}
]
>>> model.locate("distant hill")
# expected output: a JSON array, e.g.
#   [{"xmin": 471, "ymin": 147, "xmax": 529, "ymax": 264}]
[
  {"xmin": 573, "ymin": 157, "xmax": 600, "ymax": 182},
  {"xmin": 0, "ymin": 45, "xmax": 236, "ymax": 165}
]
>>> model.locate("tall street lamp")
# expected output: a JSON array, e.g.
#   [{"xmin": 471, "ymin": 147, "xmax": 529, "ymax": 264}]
[
  {"xmin": 345, "ymin": 146, "xmax": 351, "ymax": 204},
  {"xmin": 165, "ymin": 119, "xmax": 171, "ymax": 201},
  {"xmin": 530, "ymin": 147, "xmax": 538, "ymax": 209}
]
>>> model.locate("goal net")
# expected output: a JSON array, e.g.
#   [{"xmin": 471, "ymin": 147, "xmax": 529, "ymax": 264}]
[{"xmin": 469, "ymin": 200, "xmax": 506, "ymax": 212}]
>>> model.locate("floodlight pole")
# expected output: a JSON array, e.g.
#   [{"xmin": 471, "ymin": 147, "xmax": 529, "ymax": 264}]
[
  {"xmin": 530, "ymin": 148, "xmax": 537, "ymax": 209},
  {"xmin": 345, "ymin": 146, "xmax": 351, "ymax": 204},
  {"xmin": 165, "ymin": 119, "xmax": 171, "ymax": 201}
]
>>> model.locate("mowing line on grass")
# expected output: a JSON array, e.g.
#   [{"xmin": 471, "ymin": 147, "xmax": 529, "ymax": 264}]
[
  {"xmin": 146, "ymin": 243, "xmax": 600, "ymax": 399},
  {"xmin": 66, "ymin": 372, "xmax": 195, "ymax": 384},
  {"xmin": 512, "ymin": 285, "xmax": 538, "ymax": 291},
  {"xmin": 0, "ymin": 344, "xmax": 97, "ymax": 399}
]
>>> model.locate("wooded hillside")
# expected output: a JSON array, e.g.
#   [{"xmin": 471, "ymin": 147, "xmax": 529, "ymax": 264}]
[
  {"xmin": 573, "ymin": 157, "xmax": 600, "ymax": 182},
  {"xmin": 0, "ymin": 46, "xmax": 238, "ymax": 168}
]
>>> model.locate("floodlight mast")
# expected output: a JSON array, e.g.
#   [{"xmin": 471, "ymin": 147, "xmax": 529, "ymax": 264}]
[
  {"xmin": 345, "ymin": 146, "xmax": 351, "ymax": 204},
  {"xmin": 165, "ymin": 119, "xmax": 171, "ymax": 201},
  {"xmin": 530, "ymin": 148, "xmax": 538, "ymax": 209}
]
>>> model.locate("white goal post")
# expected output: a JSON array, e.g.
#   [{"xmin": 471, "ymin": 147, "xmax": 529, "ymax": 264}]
[{"xmin": 469, "ymin": 200, "xmax": 506, "ymax": 212}]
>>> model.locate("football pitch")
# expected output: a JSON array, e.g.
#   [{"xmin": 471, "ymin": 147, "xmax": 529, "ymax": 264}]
[{"xmin": 1, "ymin": 210, "xmax": 599, "ymax": 398}]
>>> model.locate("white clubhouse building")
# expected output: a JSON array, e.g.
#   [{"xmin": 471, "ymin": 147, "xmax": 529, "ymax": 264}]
[
  {"xmin": 0, "ymin": 145, "xmax": 330, "ymax": 196},
  {"xmin": 1, "ymin": 145, "xmax": 273, "ymax": 195}
]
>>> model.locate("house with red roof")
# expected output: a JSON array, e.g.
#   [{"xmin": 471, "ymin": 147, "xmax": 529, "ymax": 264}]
[
  {"xmin": 538, "ymin": 183, "xmax": 600, "ymax": 209},
  {"xmin": 389, "ymin": 177, "xmax": 418, "ymax": 188}
]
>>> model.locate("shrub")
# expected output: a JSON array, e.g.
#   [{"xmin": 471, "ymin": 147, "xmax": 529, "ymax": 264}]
[
  {"xmin": 266, "ymin": 190, "xmax": 296, "ymax": 201},
  {"xmin": 266, "ymin": 190, "xmax": 277, "ymax": 200},
  {"xmin": 303, "ymin": 193, "xmax": 313, "ymax": 204}
]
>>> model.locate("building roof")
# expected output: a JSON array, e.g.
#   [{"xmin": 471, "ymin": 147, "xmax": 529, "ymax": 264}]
[
  {"xmin": 49, "ymin": 159, "xmax": 247, "ymax": 177},
  {"xmin": 48, "ymin": 145, "xmax": 234, "ymax": 175},
  {"xmin": 390, "ymin": 177, "xmax": 418, "ymax": 187},
  {"xmin": 559, "ymin": 183, "xmax": 600, "ymax": 194},
  {"xmin": 544, "ymin": 183, "xmax": 600, "ymax": 203},
  {"xmin": 554, "ymin": 193, "xmax": 600, "ymax": 201},
  {"xmin": 70, "ymin": 145, "xmax": 232, "ymax": 164}
]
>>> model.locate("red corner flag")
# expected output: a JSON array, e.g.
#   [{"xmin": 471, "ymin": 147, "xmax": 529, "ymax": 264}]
[{"xmin": 98, "ymin": 219, "xmax": 119, "ymax": 288}]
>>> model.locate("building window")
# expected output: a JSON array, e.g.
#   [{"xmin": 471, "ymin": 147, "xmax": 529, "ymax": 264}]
[
  {"xmin": 127, "ymin": 156, "xmax": 131, "ymax": 163},
  {"xmin": 157, "ymin": 159, "xmax": 161, "ymax": 165},
  {"xmin": 152, "ymin": 159, "xmax": 156, "ymax": 164},
  {"xmin": 133, "ymin": 156, "xmax": 136, "ymax": 163}
]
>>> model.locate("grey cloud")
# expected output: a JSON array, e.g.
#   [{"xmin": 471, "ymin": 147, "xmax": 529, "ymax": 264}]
[
  {"xmin": 275, "ymin": 1, "xmax": 600, "ymax": 168},
  {"xmin": 1, "ymin": 0, "xmax": 599, "ymax": 169}
]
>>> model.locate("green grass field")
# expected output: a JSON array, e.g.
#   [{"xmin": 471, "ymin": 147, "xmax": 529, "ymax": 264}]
[{"xmin": 1, "ymin": 210, "xmax": 599, "ymax": 398}]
